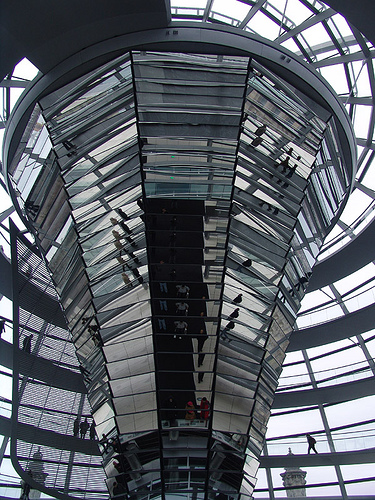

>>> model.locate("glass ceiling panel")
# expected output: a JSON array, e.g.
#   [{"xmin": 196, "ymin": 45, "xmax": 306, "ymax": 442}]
[
  {"xmin": 353, "ymin": 105, "xmax": 373, "ymax": 138},
  {"xmin": 325, "ymin": 395, "xmax": 375, "ymax": 428},
  {"xmin": 284, "ymin": 0, "xmax": 315, "ymax": 24},
  {"xmin": 301, "ymin": 23, "xmax": 333, "ymax": 49},
  {"xmin": 329, "ymin": 13, "xmax": 353, "ymax": 39},
  {"xmin": 320, "ymin": 65, "xmax": 351, "ymax": 94},
  {"xmin": 246, "ymin": 12, "xmax": 281, "ymax": 40},
  {"xmin": 171, "ymin": 0, "xmax": 206, "ymax": 7},
  {"xmin": 350, "ymin": 61, "xmax": 371, "ymax": 97},
  {"xmin": 339, "ymin": 189, "xmax": 373, "ymax": 226},
  {"xmin": 212, "ymin": 0, "xmax": 249, "ymax": 21}
]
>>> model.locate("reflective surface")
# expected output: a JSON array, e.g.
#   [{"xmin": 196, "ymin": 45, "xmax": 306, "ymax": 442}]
[{"xmin": 3, "ymin": 43, "xmax": 352, "ymax": 499}]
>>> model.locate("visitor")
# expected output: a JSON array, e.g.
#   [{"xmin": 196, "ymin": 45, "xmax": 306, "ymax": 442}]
[
  {"xmin": 176, "ymin": 302, "xmax": 189, "ymax": 315},
  {"xmin": 185, "ymin": 401, "xmax": 195, "ymax": 422},
  {"xmin": 73, "ymin": 417, "xmax": 80, "ymax": 437},
  {"xmin": 22, "ymin": 335, "xmax": 32, "ymax": 353},
  {"xmin": 89, "ymin": 421, "xmax": 96, "ymax": 440},
  {"xmin": 229, "ymin": 308, "xmax": 239, "ymax": 319},
  {"xmin": 80, "ymin": 417, "xmax": 89, "ymax": 439},
  {"xmin": 200, "ymin": 397, "xmax": 210, "ymax": 421},
  {"xmin": 306, "ymin": 434, "xmax": 318, "ymax": 454},
  {"xmin": 176, "ymin": 284, "xmax": 190, "ymax": 298},
  {"xmin": 232, "ymin": 293, "xmax": 242, "ymax": 304}
]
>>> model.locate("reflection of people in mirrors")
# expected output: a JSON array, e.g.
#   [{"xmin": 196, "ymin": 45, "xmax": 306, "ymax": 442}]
[
  {"xmin": 113, "ymin": 460, "xmax": 123, "ymax": 474},
  {"xmin": 236, "ymin": 259, "xmax": 252, "ymax": 272},
  {"xmin": 232, "ymin": 293, "xmax": 242, "ymax": 304},
  {"xmin": 197, "ymin": 329, "xmax": 208, "ymax": 352},
  {"xmin": 119, "ymin": 221, "xmax": 131, "ymax": 234},
  {"xmin": 159, "ymin": 300, "xmax": 168, "ymax": 311},
  {"xmin": 117, "ymin": 208, "xmax": 129, "ymax": 220},
  {"xmin": 198, "ymin": 352, "xmax": 205, "ymax": 367},
  {"xmin": 176, "ymin": 284, "xmax": 190, "ymax": 298},
  {"xmin": 176, "ymin": 302, "xmax": 189, "ymax": 315},
  {"xmin": 165, "ymin": 396, "xmax": 178, "ymax": 426},
  {"xmin": 228, "ymin": 308, "xmax": 239, "ymax": 319},
  {"xmin": 176, "ymin": 284, "xmax": 190, "ymax": 299},
  {"xmin": 220, "ymin": 321, "xmax": 234, "ymax": 341},
  {"xmin": 174, "ymin": 321, "xmax": 187, "ymax": 338},
  {"xmin": 121, "ymin": 273, "xmax": 131, "ymax": 286},
  {"xmin": 200, "ymin": 397, "xmax": 210, "ymax": 421},
  {"xmin": 185, "ymin": 401, "xmax": 195, "ymax": 421},
  {"xmin": 158, "ymin": 319, "xmax": 167, "ymax": 331}
]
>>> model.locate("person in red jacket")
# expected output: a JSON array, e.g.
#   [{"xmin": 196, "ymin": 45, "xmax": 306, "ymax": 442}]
[{"xmin": 200, "ymin": 397, "xmax": 210, "ymax": 421}]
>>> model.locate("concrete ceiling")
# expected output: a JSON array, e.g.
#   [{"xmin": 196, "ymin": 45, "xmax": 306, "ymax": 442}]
[{"xmin": 0, "ymin": 0, "xmax": 171, "ymax": 80}]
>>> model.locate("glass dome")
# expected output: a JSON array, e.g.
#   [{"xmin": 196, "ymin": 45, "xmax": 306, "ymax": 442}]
[{"xmin": 0, "ymin": 1, "xmax": 374, "ymax": 498}]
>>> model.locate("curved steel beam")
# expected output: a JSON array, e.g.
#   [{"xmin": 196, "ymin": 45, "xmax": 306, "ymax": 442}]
[
  {"xmin": 0, "ymin": 415, "xmax": 99, "ymax": 456},
  {"xmin": 288, "ymin": 302, "xmax": 375, "ymax": 352},
  {"xmin": 260, "ymin": 447, "xmax": 375, "ymax": 467},
  {"xmin": 273, "ymin": 377, "xmax": 374, "ymax": 409},
  {"xmin": 308, "ymin": 220, "xmax": 375, "ymax": 292},
  {"xmin": 0, "ymin": 248, "xmax": 66, "ymax": 329},
  {"xmin": 0, "ymin": 339, "xmax": 86, "ymax": 393}
]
